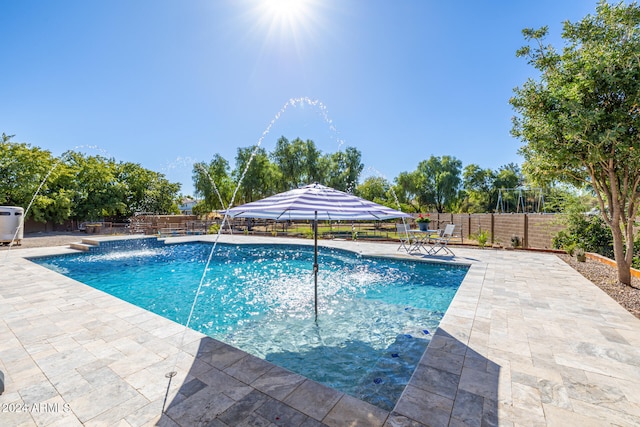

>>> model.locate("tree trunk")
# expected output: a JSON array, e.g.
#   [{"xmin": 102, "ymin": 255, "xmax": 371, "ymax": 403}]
[{"xmin": 611, "ymin": 222, "xmax": 631, "ymax": 285}]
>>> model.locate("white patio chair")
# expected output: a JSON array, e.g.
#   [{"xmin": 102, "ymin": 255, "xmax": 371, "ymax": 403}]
[
  {"xmin": 396, "ymin": 223, "xmax": 412, "ymax": 252},
  {"xmin": 431, "ymin": 224, "xmax": 456, "ymax": 256}
]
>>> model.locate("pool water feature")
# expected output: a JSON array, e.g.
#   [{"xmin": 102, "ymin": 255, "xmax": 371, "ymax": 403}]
[{"xmin": 32, "ymin": 240, "xmax": 468, "ymax": 410}]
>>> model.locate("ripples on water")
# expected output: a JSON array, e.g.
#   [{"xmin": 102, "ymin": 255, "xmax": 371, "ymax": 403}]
[{"xmin": 33, "ymin": 242, "xmax": 467, "ymax": 410}]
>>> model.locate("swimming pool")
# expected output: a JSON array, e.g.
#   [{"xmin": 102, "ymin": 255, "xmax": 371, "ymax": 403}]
[{"xmin": 32, "ymin": 239, "xmax": 468, "ymax": 410}]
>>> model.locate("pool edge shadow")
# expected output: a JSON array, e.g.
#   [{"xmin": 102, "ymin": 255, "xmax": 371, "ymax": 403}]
[
  {"xmin": 158, "ymin": 327, "xmax": 499, "ymax": 426},
  {"xmin": 388, "ymin": 328, "xmax": 499, "ymax": 426},
  {"xmin": 158, "ymin": 336, "xmax": 390, "ymax": 426}
]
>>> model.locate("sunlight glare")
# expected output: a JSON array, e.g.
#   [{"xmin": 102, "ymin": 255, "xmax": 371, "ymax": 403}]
[
  {"xmin": 256, "ymin": 0, "xmax": 318, "ymax": 42},
  {"xmin": 264, "ymin": 0, "xmax": 308, "ymax": 21}
]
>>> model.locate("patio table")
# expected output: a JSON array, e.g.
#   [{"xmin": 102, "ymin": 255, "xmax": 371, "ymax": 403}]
[{"xmin": 407, "ymin": 229, "xmax": 441, "ymax": 254}]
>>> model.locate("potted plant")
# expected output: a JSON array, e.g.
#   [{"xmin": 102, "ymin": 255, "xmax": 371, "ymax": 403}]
[
  {"xmin": 416, "ymin": 213, "xmax": 431, "ymax": 231},
  {"xmin": 576, "ymin": 246, "xmax": 586, "ymax": 262},
  {"xmin": 511, "ymin": 235, "xmax": 520, "ymax": 248}
]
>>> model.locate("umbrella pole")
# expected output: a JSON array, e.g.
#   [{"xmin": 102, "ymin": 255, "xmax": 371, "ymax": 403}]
[{"xmin": 314, "ymin": 211, "xmax": 318, "ymax": 321}]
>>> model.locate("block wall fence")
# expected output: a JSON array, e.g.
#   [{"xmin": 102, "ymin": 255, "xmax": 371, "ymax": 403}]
[
  {"xmin": 24, "ymin": 213, "xmax": 568, "ymax": 251},
  {"xmin": 427, "ymin": 213, "xmax": 566, "ymax": 250}
]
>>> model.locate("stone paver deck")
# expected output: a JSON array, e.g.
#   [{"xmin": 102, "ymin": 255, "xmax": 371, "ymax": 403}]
[{"xmin": 1, "ymin": 235, "xmax": 639, "ymax": 426}]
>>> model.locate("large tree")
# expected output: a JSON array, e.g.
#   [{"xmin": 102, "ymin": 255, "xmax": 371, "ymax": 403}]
[
  {"xmin": 462, "ymin": 164, "xmax": 496, "ymax": 213},
  {"xmin": 117, "ymin": 162, "xmax": 180, "ymax": 216},
  {"xmin": 232, "ymin": 146, "xmax": 279, "ymax": 204},
  {"xmin": 510, "ymin": 1, "xmax": 640, "ymax": 284},
  {"xmin": 65, "ymin": 153, "xmax": 127, "ymax": 220},
  {"xmin": 271, "ymin": 136, "xmax": 325, "ymax": 191},
  {"xmin": 393, "ymin": 171, "xmax": 422, "ymax": 212},
  {"xmin": 192, "ymin": 154, "xmax": 234, "ymax": 212},
  {"xmin": 416, "ymin": 155, "xmax": 462, "ymax": 213},
  {"xmin": 0, "ymin": 137, "xmax": 73, "ymax": 223},
  {"xmin": 357, "ymin": 176, "xmax": 395, "ymax": 207},
  {"xmin": 325, "ymin": 146, "xmax": 364, "ymax": 192}
]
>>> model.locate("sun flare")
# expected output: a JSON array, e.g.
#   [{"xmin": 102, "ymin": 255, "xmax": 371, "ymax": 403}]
[
  {"xmin": 257, "ymin": 0, "xmax": 317, "ymax": 38},
  {"xmin": 263, "ymin": 0, "xmax": 308, "ymax": 21},
  {"xmin": 245, "ymin": 0, "xmax": 325, "ymax": 59}
]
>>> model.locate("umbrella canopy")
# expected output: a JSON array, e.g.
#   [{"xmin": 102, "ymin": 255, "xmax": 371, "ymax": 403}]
[
  {"xmin": 225, "ymin": 183, "xmax": 411, "ymax": 319},
  {"xmin": 224, "ymin": 183, "xmax": 410, "ymax": 221}
]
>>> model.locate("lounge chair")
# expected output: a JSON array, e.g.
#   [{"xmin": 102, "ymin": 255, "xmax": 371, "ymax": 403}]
[
  {"xmin": 431, "ymin": 224, "xmax": 455, "ymax": 256},
  {"xmin": 396, "ymin": 223, "xmax": 412, "ymax": 251}
]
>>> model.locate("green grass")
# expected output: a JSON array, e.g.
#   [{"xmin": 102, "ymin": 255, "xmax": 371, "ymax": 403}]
[{"xmin": 241, "ymin": 221, "xmax": 400, "ymax": 240}]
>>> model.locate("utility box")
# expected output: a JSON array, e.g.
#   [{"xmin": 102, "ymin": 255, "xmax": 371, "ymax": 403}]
[{"xmin": 0, "ymin": 206, "xmax": 24, "ymax": 246}]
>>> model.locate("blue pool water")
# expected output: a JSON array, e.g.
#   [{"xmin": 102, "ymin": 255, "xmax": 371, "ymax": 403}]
[{"xmin": 32, "ymin": 239, "xmax": 467, "ymax": 410}]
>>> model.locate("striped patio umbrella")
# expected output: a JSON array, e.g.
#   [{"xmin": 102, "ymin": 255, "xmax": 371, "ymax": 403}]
[{"xmin": 225, "ymin": 183, "xmax": 410, "ymax": 318}]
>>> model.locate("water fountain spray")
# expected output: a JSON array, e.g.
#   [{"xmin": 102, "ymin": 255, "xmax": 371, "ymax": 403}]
[{"xmin": 165, "ymin": 97, "xmax": 348, "ymax": 399}]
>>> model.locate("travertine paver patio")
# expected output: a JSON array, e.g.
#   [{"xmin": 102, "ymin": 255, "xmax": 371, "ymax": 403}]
[{"xmin": 1, "ymin": 235, "xmax": 639, "ymax": 426}]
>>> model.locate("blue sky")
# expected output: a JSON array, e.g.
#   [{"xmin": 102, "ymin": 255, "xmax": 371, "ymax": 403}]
[{"xmin": 1, "ymin": 0, "xmax": 598, "ymax": 196}]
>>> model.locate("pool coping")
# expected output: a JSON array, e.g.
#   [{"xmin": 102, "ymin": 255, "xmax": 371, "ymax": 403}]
[{"xmin": 2, "ymin": 234, "xmax": 640, "ymax": 426}]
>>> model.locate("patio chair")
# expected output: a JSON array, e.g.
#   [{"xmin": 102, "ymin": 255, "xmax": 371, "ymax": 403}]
[
  {"xmin": 431, "ymin": 224, "xmax": 456, "ymax": 256},
  {"xmin": 396, "ymin": 223, "xmax": 412, "ymax": 252}
]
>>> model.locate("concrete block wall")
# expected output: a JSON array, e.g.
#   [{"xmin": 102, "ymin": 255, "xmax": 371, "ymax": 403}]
[
  {"xmin": 527, "ymin": 214, "xmax": 565, "ymax": 250},
  {"xmin": 426, "ymin": 213, "xmax": 564, "ymax": 250},
  {"xmin": 469, "ymin": 214, "xmax": 492, "ymax": 240},
  {"xmin": 493, "ymin": 214, "xmax": 525, "ymax": 247}
]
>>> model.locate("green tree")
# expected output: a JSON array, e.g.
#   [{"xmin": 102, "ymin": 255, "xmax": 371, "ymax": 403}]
[
  {"xmin": 305, "ymin": 140, "xmax": 325, "ymax": 185},
  {"xmin": 271, "ymin": 137, "xmax": 325, "ymax": 190},
  {"xmin": 416, "ymin": 155, "xmax": 462, "ymax": 213},
  {"xmin": 510, "ymin": 1, "xmax": 640, "ymax": 284},
  {"xmin": 325, "ymin": 147, "xmax": 364, "ymax": 192},
  {"xmin": 357, "ymin": 176, "xmax": 394, "ymax": 207},
  {"xmin": 494, "ymin": 163, "xmax": 522, "ymax": 191},
  {"xmin": 493, "ymin": 164, "xmax": 525, "ymax": 213},
  {"xmin": 232, "ymin": 146, "xmax": 279, "ymax": 204},
  {"xmin": 117, "ymin": 162, "xmax": 180, "ymax": 216},
  {"xmin": 140, "ymin": 174, "xmax": 180, "ymax": 215},
  {"xmin": 392, "ymin": 171, "xmax": 422, "ymax": 212},
  {"xmin": 66, "ymin": 153, "xmax": 127, "ymax": 221},
  {"xmin": 192, "ymin": 154, "xmax": 234, "ymax": 213},
  {"xmin": 1, "ymin": 136, "xmax": 180, "ymax": 223},
  {"xmin": 0, "ymin": 138, "xmax": 72, "ymax": 223},
  {"xmin": 462, "ymin": 164, "xmax": 496, "ymax": 213},
  {"xmin": 552, "ymin": 200, "xmax": 613, "ymax": 259}
]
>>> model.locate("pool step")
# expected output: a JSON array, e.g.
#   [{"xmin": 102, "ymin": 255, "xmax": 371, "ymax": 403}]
[{"xmin": 69, "ymin": 238, "xmax": 100, "ymax": 252}]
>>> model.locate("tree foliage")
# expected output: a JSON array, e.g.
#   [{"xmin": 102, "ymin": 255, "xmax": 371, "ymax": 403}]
[
  {"xmin": 192, "ymin": 155, "xmax": 234, "ymax": 213},
  {"xmin": 232, "ymin": 146, "xmax": 280, "ymax": 204},
  {"xmin": 356, "ymin": 176, "xmax": 396, "ymax": 208},
  {"xmin": 0, "ymin": 138, "xmax": 180, "ymax": 223},
  {"xmin": 271, "ymin": 137, "xmax": 325, "ymax": 191},
  {"xmin": 1, "ymin": 137, "xmax": 73, "ymax": 222},
  {"xmin": 462, "ymin": 163, "xmax": 524, "ymax": 213},
  {"xmin": 117, "ymin": 162, "xmax": 180, "ymax": 216},
  {"xmin": 415, "ymin": 155, "xmax": 462, "ymax": 213},
  {"xmin": 325, "ymin": 147, "xmax": 364, "ymax": 192},
  {"xmin": 193, "ymin": 138, "xmax": 365, "ymax": 208},
  {"xmin": 510, "ymin": 1, "xmax": 640, "ymax": 284}
]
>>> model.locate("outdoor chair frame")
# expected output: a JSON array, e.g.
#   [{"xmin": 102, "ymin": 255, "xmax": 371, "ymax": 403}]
[{"xmin": 431, "ymin": 224, "xmax": 456, "ymax": 256}]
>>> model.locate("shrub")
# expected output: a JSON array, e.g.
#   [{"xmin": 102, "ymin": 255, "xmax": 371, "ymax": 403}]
[
  {"xmin": 563, "ymin": 242, "xmax": 577, "ymax": 256},
  {"xmin": 472, "ymin": 229, "xmax": 490, "ymax": 248},
  {"xmin": 552, "ymin": 214, "xmax": 613, "ymax": 259}
]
